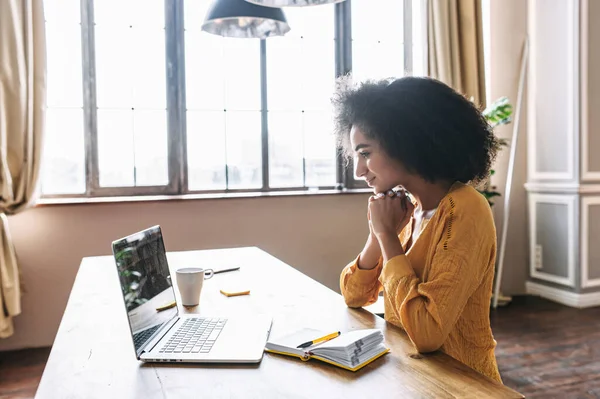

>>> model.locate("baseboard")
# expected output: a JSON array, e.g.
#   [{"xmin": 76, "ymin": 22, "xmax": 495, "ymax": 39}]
[{"xmin": 526, "ymin": 281, "xmax": 600, "ymax": 308}]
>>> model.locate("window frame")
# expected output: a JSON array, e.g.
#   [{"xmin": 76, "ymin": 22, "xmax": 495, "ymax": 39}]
[{"xmin": 43, "ymin": 0, "xmax": 415, "ymax": 199}]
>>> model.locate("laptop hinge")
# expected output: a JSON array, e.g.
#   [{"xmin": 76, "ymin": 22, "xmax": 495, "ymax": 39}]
[{"xmin": 138, "ymin": 315, "xmax": 180, "ymax": 358}]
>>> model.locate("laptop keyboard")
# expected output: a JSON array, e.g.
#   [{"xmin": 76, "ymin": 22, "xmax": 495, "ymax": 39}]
[
  {"xmin": 160, "ymin": 318, "xmax": 227, "ymax": 354},
  {"xmin": 133, "ymin": 324, "xmax": 161, "ymax": 348}
]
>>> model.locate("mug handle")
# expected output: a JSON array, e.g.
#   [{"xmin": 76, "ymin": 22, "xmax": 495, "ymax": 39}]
[{"xmin": 204, "ymin": 269, "xmax": 214, "ymax": 280}]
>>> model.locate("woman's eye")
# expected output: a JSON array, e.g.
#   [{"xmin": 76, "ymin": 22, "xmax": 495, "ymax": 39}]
[{"xmin": 359, "ymin": 152, "xmax": 370, "ymax": 159}]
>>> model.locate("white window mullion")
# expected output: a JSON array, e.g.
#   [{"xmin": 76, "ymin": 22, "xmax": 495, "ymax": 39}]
[{"xmin": 403, "ymin": 0, "xmax": 413, "ymax": 75}]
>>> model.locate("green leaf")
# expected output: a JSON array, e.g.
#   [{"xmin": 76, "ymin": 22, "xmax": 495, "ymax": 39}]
[
  {"xmin": 484, "ymin": 97, "xmax": 514, "ymax": 128},
  {"xmin": 497, "ymin": 138, "xmax": 509, "ymax": 147},
  {"xmin": 477, "ymin": 187, "xmax": 502, "ymax": 207}
]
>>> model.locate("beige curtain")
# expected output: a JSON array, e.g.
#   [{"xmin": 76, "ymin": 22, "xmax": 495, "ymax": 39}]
[
  {"xmin": 0, "ymin": 0, "xmax": 46, "ymax": 338},
  {"xmin": 427, "ymin": 0, "xmax": 486, "ymax": 108}
]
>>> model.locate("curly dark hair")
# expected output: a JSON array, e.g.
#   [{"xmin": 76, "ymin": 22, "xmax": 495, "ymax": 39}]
[{"xmin": 331, "ymin": 76, "xmax": 500, "ymax": 185}]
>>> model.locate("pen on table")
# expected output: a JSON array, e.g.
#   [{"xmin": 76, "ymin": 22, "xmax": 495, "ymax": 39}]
[
  {"xmin": 213, "ymin": 266, "xmax": 241, "ymax": 274},
  {"xmin": 155, "ymin": 300, "xmax": 176, "ymax": 312},
  {"xmin": 296, "ymin": 331, "xmax": 341, "ymax": 349}
]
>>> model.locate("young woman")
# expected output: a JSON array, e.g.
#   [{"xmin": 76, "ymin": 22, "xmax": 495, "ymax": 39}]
[{"xmin": 335, "ymin": 76, "xmax": 502, "ymax": 383}]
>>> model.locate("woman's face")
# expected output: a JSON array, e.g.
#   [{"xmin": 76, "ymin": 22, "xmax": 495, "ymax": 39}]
[{"xmin": 350, "ymin": 125, "xmax": 410, "ymax": 193}]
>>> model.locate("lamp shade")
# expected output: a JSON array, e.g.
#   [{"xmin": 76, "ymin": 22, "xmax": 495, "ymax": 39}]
[
  {"xmin": 244, "ymin": 0, "xmax": 346, "ymax": 7},
  {"xmin": 202, "ymin": 0, "xmax": 291, "ymax": 39}
]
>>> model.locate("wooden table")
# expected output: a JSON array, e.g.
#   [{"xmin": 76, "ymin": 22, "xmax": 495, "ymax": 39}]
[{"xmin": 36, "ymin": 247, "xmax": 523, "ymax": 398}]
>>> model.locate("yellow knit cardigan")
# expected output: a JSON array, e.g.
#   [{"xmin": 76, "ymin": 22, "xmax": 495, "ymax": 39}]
[{"xmin": 340, "ymin": 182, "xmax": 502, "ymax": 383}]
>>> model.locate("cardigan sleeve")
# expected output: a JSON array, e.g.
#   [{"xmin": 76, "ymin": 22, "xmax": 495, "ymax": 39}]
[
  {"xmin": 378, "ymin": 212, "xmax": 493, "ymax": 353},
  {"xmin": 339, "ymin": 255, "xmax": 384, "ymax": 308}
]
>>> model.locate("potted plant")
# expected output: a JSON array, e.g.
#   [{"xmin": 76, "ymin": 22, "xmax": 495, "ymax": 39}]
[{"xmin": 478, "ymin": 97, "xmax": 513, "ymax": 206}]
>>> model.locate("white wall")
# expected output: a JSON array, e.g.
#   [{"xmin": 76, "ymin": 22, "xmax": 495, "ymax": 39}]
[{"xmin": 488, "ymin": 0, "xmax": 529, "ymax": 294}]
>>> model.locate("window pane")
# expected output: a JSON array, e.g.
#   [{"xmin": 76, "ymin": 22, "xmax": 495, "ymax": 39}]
[
  {"xmin": 183, "ymin": 0, "xmax": 212, "ymax": 31},
  {"xmin": 303, "ymin": 112, "xmax": 336, "ymax": 187},
  {"xmin": 132, "ymin": 29, "xmax": 167, "ymax": 109},
  {"xmin": 184, "ymin": 0, "xmax": 260, "ymax": 190},
  {"xmin": 266, "ymin": 5, "xmax": 335, "ymax": 189},
  {"xmin": 94, "ymin": 0, "xmax": 164, "ymax": 28},
  {"xmin": 186, "ymin": 111, "xmax": 227, "ymax": 190},
  {"xmin": 41, "ymin": 109, "xmax": 85, "ymax": 194},
  {"xmin": 284, "ymin": 4, "xmax": 334, "ymax": 40},
  {"xmin": 95, "ymin": 27, "xmax": 133, "ymax": 108},
  {"xmin": 94, "ymin": 0, "xmax": 167, "ymax": 190},
  {"xmin": 302, "ymin": 39, "xmax": 335, "ymax": 111},
  {"xmin": 351, "ymin": 0, "xmax": 403, "ymax": 41},
  {"xmin": 351, "ymin": 0, "xmax": 404, "ymax": 82},
  {"xmin": 45, "ymin": 22, "xmax": 83, "ymax": 108},
  {"xmin": 225, "ymin": 111, "xmax": 262, "ymax": 189},
  {"xmin": 352, "ymin": 42, "xmax": 404, "ymax": 81},
  {"xmin": 269, "ymin": 112, "xmax": 303, "ymax": 188},
  {"xmin": 97, "ymin": 110, "xmax": 168, "ymax": 187},
  {"xmin": 44, "ymin": 0, "xmax": 80, "ymax": 23},
  {"xmin": 412, "ymin": 0, "xmax": 426, "ymax": 76},
  {"xmin": 223, "ymin": 39, "xmax": 260, "ymax": 111},
  {"xmin": 267, "ymin": 37, "xmax": 302, "ymax": 111},
  {"xmin": 268, "ymin": 6, "xmax": 334, "ymax": 112},
  {"xmin": 185, "ymin": 32, "xmax": 225, "ymax": 110},
  {"xmin": 97, "ymin": 110, "xmax": 134, "ymax": 187},
  {"xmin": 184, "ymin": 1, "xmax": 258, "ymax": 112},
  {"xmin": 95, "ymin": 27, "xmax": 166, "ymax": 109},
  {"xmin": 268, "ymin": 37, "xmax": 334, "ymax": 112},
  {"xmin": 133, "ymin": 110, "xmax": 168, "ymax": 186},
  {"xmin": 42, "ymin": 0, "xmax": 85, "ymax": 196}
]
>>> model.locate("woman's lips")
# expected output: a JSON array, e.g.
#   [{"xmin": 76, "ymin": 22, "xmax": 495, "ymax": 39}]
[{"xmin": 366, "ymin": 177, "xmax": 376, "ymax": 186}]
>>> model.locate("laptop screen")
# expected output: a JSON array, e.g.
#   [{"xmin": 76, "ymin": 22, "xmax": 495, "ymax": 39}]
[{"xmin": 112, "ymin": 226, "xmax": 177, "ymax": 356}]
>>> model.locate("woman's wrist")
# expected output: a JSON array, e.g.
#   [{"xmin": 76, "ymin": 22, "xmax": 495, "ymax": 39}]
[
  {"xmin": 357, "ymin": 233, "xmax": 382, "ymax": 270},
  {"xmin": 375, "ymin": 231, "xmax": 405, "ymax": 262},
  {"xmin": 367, "ymin": 231, "xmax": 380, "ymax": 247},
  {"xmin": 374, "ymin": 229, "xmax": 399, "ymax": 242}
]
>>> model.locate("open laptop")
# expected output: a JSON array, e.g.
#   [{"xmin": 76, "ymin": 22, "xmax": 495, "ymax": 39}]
[{"xmin": 111, "ymin": 225, "xmax": 272, "ymax": 363}]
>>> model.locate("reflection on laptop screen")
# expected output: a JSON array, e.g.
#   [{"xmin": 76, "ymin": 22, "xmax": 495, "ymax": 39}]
[{"xmin": 112, "ymin": 226, "xmax": 177, "ymax": 353}]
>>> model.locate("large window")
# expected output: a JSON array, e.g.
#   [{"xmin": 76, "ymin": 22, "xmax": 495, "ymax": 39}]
[{"xmin": 41, "ymin": 0, "xmax": 425, "ymax": 197}]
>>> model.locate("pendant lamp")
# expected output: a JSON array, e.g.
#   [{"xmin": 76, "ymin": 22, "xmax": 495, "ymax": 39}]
[
  {"xmin": 244, "ymin": 0, "xmax": 346, "ymax": 7},
  {"xmin": 202, "ymin": 0, "xmax": 291, "ymax": 39}
]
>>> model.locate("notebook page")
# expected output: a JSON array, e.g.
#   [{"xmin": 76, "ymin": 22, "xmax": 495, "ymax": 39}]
[
  {"xmin": 312, "ymin": 329, "xmax": 381, "ymax": 351},
  {"xmin": 312, "ymin": 343, "xmax": 389, "ymax": 369},
  {"xmin": 265, "ymin": 328, "xmax": 329, "ymax": 357}
]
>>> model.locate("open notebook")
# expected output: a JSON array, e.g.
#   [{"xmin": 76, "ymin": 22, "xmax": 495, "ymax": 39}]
[{"xmin": 265, "ymin": 328, "xmax": 389, "ymax": 372}]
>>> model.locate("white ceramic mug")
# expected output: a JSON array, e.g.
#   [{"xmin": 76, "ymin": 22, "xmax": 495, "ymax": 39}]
[{"xmin": 175, "ymin": 267, "xmax": 214, "ymax": 306}]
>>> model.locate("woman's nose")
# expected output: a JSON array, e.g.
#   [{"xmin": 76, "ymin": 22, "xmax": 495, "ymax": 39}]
[{"xmin": 354, "ymin": 157, "xmax": 368, "ymax": 178}]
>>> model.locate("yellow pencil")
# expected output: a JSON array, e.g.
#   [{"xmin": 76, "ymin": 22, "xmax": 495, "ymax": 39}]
[
  {"xmin": 296, "ymin": 331, "xmax": 341, "ymax": 349},
  {"xmin": 155, "ymin": 300, "xmax": 176, "ymax": 312}
]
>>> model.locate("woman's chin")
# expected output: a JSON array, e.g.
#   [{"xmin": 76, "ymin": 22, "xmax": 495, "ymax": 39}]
[
  {"xmin": 368, "ymin": 179, "xmax": 401, "ymax": 193},
  {"xmin": 371, "ymin": 184, "xmax": 393, "ymax": 193}
]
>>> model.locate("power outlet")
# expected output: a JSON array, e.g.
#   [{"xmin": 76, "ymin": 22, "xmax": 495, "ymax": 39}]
[{"xmin": 534, "ymin": 244, "xmax": 543, "ymax": 270}]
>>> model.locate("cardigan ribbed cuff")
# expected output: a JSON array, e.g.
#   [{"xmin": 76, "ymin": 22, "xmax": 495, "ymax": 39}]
[
  {"xmin": 350, "ymin": 256, "xmax": 383, "ymax": 284},
  {"xmin": 379, "ymin": 255, "xmax": 415, "ymax": 286}
]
